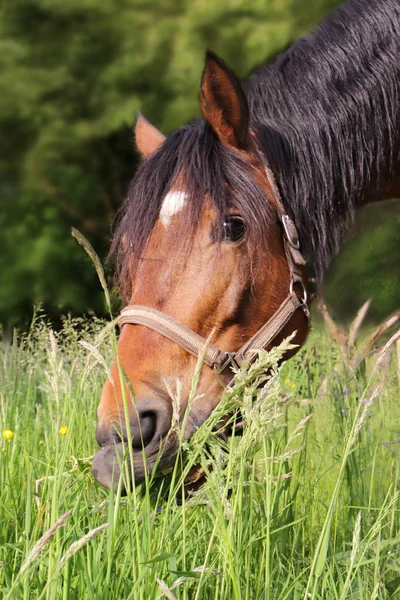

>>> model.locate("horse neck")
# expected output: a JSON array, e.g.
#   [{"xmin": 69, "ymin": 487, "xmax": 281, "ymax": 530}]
[{"xmin": 248, "ymin": 0, "xmax": 400, "ymax": 277}]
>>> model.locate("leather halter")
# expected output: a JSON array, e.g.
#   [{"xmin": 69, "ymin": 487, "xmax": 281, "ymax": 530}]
[{"xmin": 118, "ymin": 148, "xmax": 309, "ymax": 386}]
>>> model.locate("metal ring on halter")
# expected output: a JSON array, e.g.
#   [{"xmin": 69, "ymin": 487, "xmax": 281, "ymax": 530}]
[
  {"xmin": 289, "ymin": 278, "xmax": 309, "ymax": 316},
  {"xmin": 214, "ymin": 352, "xmax": 240, "ymax": 388},
  {"xmin": 215, "ymin": 352, "xmax": 240, "ymax": 375}
]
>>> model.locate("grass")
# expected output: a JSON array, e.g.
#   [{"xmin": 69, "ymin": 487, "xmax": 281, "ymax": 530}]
[{"xmin": 1, "ymin": 311, "xmax": 400, "ymax": 600}]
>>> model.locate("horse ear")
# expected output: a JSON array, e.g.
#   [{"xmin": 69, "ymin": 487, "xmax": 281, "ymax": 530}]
[
  {"xmin": 200, "ymin": 51, "xmax": 249, "ymax": 150},
  {"xmin": 134, "ymin": 113, "xmax": 166, "ymax": 157}
]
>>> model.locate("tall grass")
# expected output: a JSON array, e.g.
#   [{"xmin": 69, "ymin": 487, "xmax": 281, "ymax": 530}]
[{"xmin": 1, "ymin": 310, "xmax": 400, "ymax": 599}]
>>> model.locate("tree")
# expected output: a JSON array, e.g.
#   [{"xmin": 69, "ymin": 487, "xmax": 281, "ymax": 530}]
[{"xmin": 3, "ymin": 0, "xmax": 397, "ymax": 328}]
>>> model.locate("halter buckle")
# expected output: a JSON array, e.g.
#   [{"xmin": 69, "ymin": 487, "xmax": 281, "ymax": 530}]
[{"xmin": 282, "ymin": 214, "xmax": 300, "ymax": 249}]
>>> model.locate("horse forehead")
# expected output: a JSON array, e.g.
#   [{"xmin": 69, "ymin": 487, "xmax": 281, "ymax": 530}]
[{"xmin": 159, "ymin": 190, "xmax": 188, "ymax": 226}]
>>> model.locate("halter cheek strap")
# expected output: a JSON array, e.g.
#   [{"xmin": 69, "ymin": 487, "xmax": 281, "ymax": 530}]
[
  {"xmin": 118, "ymin": 220, "xmax": 309, "ymax": 385},
  {"xmin": 118, "ymin": 146, "xmax": 309, "ymax": 386}
]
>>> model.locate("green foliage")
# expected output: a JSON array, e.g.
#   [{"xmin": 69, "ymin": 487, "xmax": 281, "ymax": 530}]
[
  {"xmin": 1, "ymin": 0, "xmax": 347, "ymax": 327},
  {"xmin": 1, "ymin": 319, "xmax": 400, "ymax": 598},
  {"xmin": 1, "ymin": 0, "xmax": 398, "ymax": 328},
  {"xmin": 324, "ymin": 200, "xmax": 400, "ymax": 323}
]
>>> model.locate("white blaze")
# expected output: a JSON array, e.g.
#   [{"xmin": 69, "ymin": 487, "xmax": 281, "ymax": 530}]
[{"xmin": 160, "ymin": 191, "xmax": 187, "ymax": 226}]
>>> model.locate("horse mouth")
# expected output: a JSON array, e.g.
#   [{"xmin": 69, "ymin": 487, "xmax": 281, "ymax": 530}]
[
  {"xmin": 92, "ymin": 410, "xmax": 244, "ymax": 492},
  {"xmin": 92, "ymin": 436, "xmax": 178, "ymax": 492}
]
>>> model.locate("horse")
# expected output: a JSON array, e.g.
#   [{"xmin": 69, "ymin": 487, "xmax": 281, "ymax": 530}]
[{"xmin": 92, "ymin": 0, "xmax": 400, "ymax": 491}]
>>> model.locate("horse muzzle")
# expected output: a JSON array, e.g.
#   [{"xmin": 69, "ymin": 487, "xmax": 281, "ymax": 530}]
[{"xmin": 92, "ymin": 396, "xmax": 177, "ymax": 491}]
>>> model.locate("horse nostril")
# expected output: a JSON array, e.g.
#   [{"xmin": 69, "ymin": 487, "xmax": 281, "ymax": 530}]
[
  {"xmin": 132, "ymin": 398, "xmax": 172, "ymax": 450},
  {"xmin": 131, "ymin": 410, "xmax": 157, "ymax": 448},
  {"xmin": 96, "ymin": 424, "xmax": 111, "ymax": 447},
  {"xmin": 96, "ymin": 398, "xmax": 172, "ymax": 452},
  {"xmin": 130, "ymin": 399, "xmax": 172, "ymax": 450}
]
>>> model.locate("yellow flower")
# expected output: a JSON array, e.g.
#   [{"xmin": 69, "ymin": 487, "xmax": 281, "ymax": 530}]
[
  {"xmin": 290, "ymin": 383, "xmax": 296, "ymax": 389},
  {"xmin": 3, "ymin": 429, "xmax": 14, "ymax": 440},
  {"xmin": 59, "ymin": 426, "xmax": 68, "ymax": 436}
]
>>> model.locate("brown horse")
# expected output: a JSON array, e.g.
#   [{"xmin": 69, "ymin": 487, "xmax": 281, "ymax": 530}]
[{"xmin": 92, "ymin": 0, "xmax": 400, "ymax": 491}]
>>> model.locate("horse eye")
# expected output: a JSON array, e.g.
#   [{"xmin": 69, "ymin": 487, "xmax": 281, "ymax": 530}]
[{"xmin": 222, "ymin": 216, "xmax": 245, "ymax": 242}]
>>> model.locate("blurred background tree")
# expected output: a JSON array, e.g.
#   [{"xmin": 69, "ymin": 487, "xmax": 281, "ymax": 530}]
[{"xmin": 0, "ymin": 0, "xmax": 398, "ymax": 329}]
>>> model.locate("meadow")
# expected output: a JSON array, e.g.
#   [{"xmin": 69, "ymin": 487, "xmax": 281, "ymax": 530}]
[{"xmin": 1, "ymin": 307, "xmax": 400, "ymax": 599}]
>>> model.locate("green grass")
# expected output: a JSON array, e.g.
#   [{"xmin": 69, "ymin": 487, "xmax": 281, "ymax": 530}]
[{"xmin": 1, "ymin": 313, "xmax": 400, "ymax": 600}]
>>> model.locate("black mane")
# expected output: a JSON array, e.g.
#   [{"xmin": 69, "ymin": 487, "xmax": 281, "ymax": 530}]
[
  {"xmin": 249, "ymin": 0, "xmax": 400, "ymax": 275},
  {"xmin": 113, "ymin": 0, "xmax": 400, "ymax": 296}
]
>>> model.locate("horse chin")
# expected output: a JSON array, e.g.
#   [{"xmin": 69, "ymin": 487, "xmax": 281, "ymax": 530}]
[{"xmin": 92, "ymin": 436, "xmax": 179, "ymax": 493}]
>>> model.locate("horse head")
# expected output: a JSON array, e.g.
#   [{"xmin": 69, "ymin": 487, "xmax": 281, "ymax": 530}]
[{"xmin": 92, "ymin": 52, "xmax": 309, "ymax": 491}]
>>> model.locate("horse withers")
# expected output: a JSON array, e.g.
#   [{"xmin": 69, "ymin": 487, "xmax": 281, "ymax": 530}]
[{"xmin": 92, "ymin": 0, "xmax": 400, "ymax": 491}]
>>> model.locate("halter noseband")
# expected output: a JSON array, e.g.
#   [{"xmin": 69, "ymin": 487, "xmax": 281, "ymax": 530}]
[{"xmin": 118, "ymin": 149, "xmax": 309, "ymax": 386}]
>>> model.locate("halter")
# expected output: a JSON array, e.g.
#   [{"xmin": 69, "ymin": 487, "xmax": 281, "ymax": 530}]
[{"xmin": 118, "ymin": 147, "xmax": 309, "ymax": 386}]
